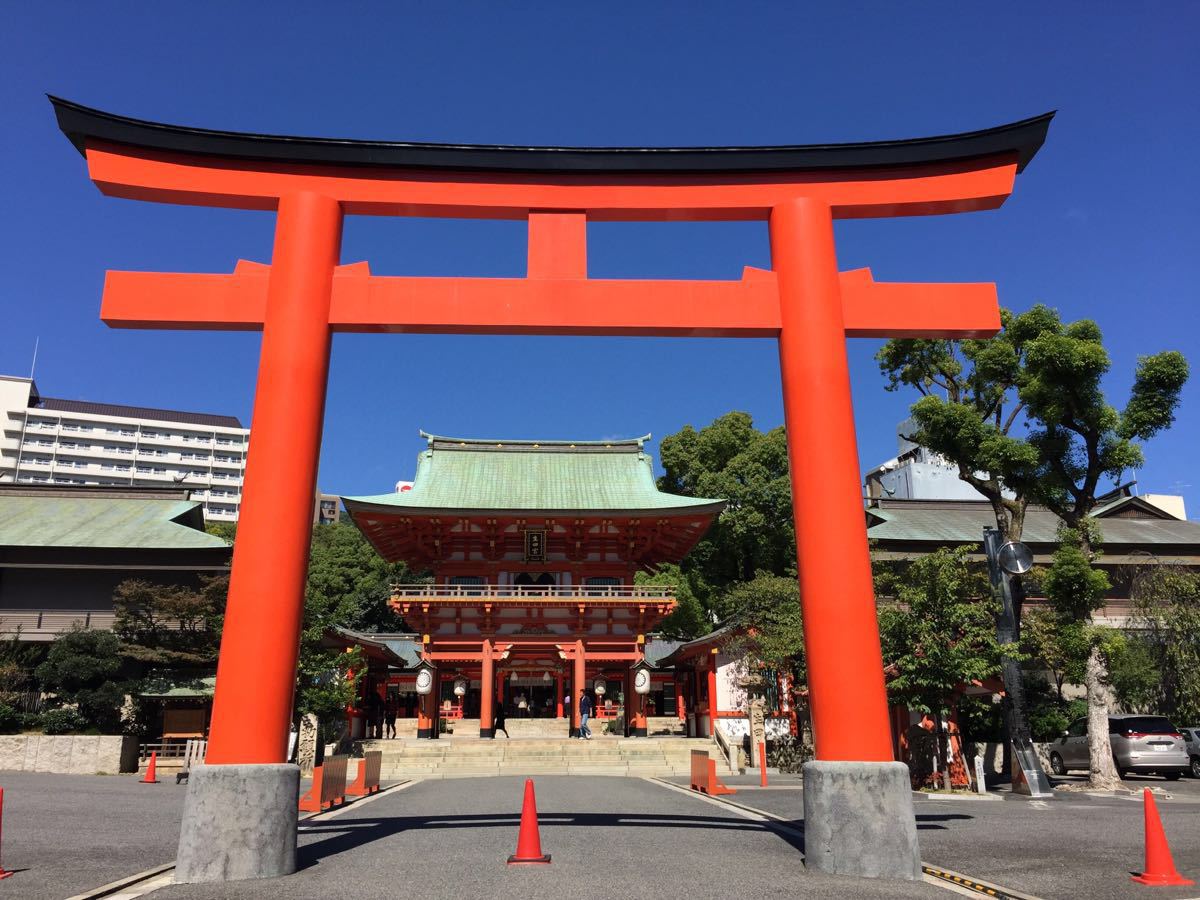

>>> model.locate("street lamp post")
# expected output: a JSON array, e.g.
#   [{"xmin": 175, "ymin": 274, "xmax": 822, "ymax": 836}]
[{"xmin": 983, "ymin": 526, "xmax": 1053, "ymax": 798}]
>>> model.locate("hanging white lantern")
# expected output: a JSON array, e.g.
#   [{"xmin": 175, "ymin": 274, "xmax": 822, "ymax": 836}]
[
  {"xmin": 414, "ymin": 662, "xmax": 435, "ymax": 696},
  {"xmin": 593, "ymin": 679, "xmax": 607, "ymax": 696},
  {"xmin": 453, "ymin": 677, "xmax": 468, "ymax": 697},
  {"xmin": 633, "ymin": 661, "xmax": 652, "ymax": 695}
]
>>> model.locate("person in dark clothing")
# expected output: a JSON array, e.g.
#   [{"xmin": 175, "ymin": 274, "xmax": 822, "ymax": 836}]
[
  {"xmin": 366, "ymin": 689, "xmax": 384, "ymax": 740},
  {"xmin": 577, "ymin": 690, "xmax": 593, "ymax": 740},
  {"xmin": 384, "ymin": 696, "xmax": 398, "ymax": 739},
  {"xmin": 494, "ymin": 704, "xmax": 510, "ymax": 739}
]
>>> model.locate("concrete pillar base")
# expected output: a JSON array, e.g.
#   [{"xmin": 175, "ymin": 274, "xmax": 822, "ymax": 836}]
[
  {"xmin": 802, "ymin": 760, "xmax": 921, "ymax": 881},
  {"xmin": 175, "ymin": 763, "xmax": 299, "ymax": 884}
]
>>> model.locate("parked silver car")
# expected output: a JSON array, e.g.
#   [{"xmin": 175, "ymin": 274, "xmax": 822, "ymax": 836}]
[
  {"xmin": 1178, "ymin": 726, "xmax": 1200, "ymax": 778},
  {"xmin": 1048, "ymin": 715, "xmax": 1188, "ymax": 779}
]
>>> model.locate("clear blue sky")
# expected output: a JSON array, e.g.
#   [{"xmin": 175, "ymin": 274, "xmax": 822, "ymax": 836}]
[{"xmin": 3, "ymin": 4, "xmax": 1197, "ymax": 511}]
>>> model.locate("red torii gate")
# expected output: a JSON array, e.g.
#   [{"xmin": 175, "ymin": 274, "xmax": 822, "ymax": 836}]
[{"xmin": 52, "ymin": 98, "xmax": 1051, "ymax": 883}]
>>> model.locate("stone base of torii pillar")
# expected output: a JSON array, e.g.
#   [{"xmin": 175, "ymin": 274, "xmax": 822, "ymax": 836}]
[
  {"xmin": 175, "ymin": 764, "xmax": 299, "ymax": 883},
  {"xmin": 803, "ymin": 761, "xmax": 921, "ymax": 880}
]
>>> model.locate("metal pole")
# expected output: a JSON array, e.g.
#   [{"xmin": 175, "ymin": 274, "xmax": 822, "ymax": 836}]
[{"xmin": 983, "ymin": 527, "xmax": 1053, "ymax": 797}]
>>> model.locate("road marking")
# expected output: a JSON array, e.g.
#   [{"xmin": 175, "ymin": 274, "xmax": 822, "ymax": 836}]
[
  {"xmin": 1028, "ymin": 800, "xmax": 1049, "ymax": 809},
  {"xmin": 300, "ymin": 778, "xmax": 414, "ymax": 823},
  {"xmin": 648, "ymin": 777, "xmax": 1046, "ymax": 900}
]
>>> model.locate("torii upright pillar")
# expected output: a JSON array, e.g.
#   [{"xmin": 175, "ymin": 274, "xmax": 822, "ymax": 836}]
[{"xmin": 50, "ymin": 96, "xmax": 1051, "ymax": 883}]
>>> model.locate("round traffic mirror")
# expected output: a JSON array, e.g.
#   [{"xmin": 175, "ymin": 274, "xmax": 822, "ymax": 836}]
[{"xmin": 997, "ymin": 541, "xmax": 1034, "ymax": 575}]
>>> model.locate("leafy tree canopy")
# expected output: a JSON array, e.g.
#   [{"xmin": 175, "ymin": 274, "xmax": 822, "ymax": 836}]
[
  {"xmin": 657, "ymin": 412, "xmax": 794, "ymax": 603},
  {"xmin": 1129, "ymin": 565, "xmax": 1200, "ymax": 724},
  {"xmin": 35, "ymin": 628, "xmax": 125, "ymax": 732},
  {"xmin": 113, "ymin": 575, "xmax": 227, "ymax": 666},
  {"xmin": 718, "ymin": 573, "xmax": 806, "ymax": 685},
  {"xmin": 878, "ymin": 547, "xmax": 1003, "ymax": 717},
  {"xmin": 635, "ymin": 564, "xmax": 707, "ymax": 640},
  {"xmin": 876, "ymin": 305, "xmax": 1188, "ymax": 540}
]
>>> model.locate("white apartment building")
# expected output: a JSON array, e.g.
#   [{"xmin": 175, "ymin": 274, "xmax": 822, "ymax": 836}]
[
  {"xmin": 0, "ymin": 375, "xmax": 249, "ymax": 522},
  {"xmin": 864, "ymin": 419, "xmax": 988, "ymax": 502}
]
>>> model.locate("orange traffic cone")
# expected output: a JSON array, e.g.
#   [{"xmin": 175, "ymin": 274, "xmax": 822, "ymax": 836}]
[
  {"xmin": 140, "ymin": 752, "xmax": 159, "ymax": 784},
  {"xmin": 1132, "ymin": 788, "xmax": 1193, "ymax": 886},
  {"xmin": 0, "ymin": 788, "xmax": 13, "ymax": 880},
  {"xmin": 507, "ymin": 778, "xmax": 551, "ymax": 865}
]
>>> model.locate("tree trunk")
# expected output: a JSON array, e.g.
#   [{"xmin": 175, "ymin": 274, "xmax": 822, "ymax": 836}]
[
  {"xmin": 934, "ymin": 712, "xmax": 952, "ymax": 791},
  {"xmin": 1085, "ymin": 641, "xmax": 1122, "ymax": 790}
]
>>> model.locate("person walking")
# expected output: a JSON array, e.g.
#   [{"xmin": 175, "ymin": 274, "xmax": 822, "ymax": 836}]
[
  {"xmin": 578, "ymin": 689, "xmax": 593, "ymax": 740},
  {"xmin": 384, "ymin": 695, "xmax": 398, "ymax": 740},
  {"xmin": 494, "ymin": 703, "xmax": 510, "ymax": 739}
]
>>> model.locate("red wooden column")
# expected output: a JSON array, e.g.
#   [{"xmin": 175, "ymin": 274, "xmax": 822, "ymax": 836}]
[
  {"xmin": 675, "ymin": 676, "xmax": 686, "ymax": 723},
  {"xmin": 706, "ymin": 664, "xmax": 718, "ymax": 738},
  {"xmin": 770, "ymin": 197, "xmax": 892, "ymax": 763},
  {"xmin": 480, "ymin": 640, "xmax": 495, "ymax": 738},
  {"xmin": 572, "ymin": 642, "xmax": 585, "ymax": 737},
  {"xmin": 206, "ymin": 192, "xmax": 342, "ymax": 765},
  {"xmin": 555, "ymin": 671, "xmax": 564, "ymax": 719}
]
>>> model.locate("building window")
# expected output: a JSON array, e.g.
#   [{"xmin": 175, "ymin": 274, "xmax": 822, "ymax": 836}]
[{"xmin": 583, "ymin": 576, "xmax": 621, "ymax": 596}]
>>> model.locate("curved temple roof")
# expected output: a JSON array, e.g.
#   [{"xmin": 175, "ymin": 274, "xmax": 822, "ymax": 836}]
[
  {"xmin": 343, "ymin": 434, "xmax": 725, "ymax": 517},
  {"xmin": 50, "ymin": 96, "xmax": 1053, "ymax": 175}
]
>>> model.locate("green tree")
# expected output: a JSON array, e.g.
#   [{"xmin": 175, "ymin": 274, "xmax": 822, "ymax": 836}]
[
  {"xmin": 112, "ymin": 576, "xmax": 227, "ymax": 666},
  {"xmin": 306, "ymin": 522, "xmax": 413, "ymax": 633},
  {"xmin": 878, "ymin": 548, "xmax": 1003, "ymax": 788},
  {"xmin": 657, "ymin": 412, "xmax": 794, "ymax": 608},
  {"xmin": 1129, "ymin": 565, "xmax": 1200, "ymax": 724},
  {"xmin": 294, "ymin": 522, "xmax": 408, "ymax": 734},
  {"xmin": 1020, "ymin": 605, "xmax": 1087, "ymax": 701},
  {"xmin": 718, "ymin": 573, "xmax": 806, "ymax": 680},
  {"xmin": 635, "ymin": 564, "xmax": 708, "ymax": 640},
  {"xmin": 718, "ymin": 574, "xmax": 808, "ymax": 746},
  {"xmin": 878, "ymin": 304, "xmax": 1187, "ymax": 788},
  {"xmin": 35, "ymin": 629, "xmax": 125, "ymax": 732}
]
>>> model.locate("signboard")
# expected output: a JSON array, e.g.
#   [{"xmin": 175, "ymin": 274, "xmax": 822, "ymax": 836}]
[
  {"xmin": 749, "ymin": 699, "xmax": 767, "ymax": 768},
  {"xmin": 524, "ymin": 528, "xmax": 546, "ymax": 562}
]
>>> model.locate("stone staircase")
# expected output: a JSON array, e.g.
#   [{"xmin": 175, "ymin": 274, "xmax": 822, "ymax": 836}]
[{"xmin": 359, "ymin": 734, "xmax": 731, "ymax": 779}]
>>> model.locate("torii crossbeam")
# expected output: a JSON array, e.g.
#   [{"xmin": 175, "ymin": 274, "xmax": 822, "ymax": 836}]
[{"xmin": 52, "ymin": 97, "xmax": 1051, "ymax": 883}]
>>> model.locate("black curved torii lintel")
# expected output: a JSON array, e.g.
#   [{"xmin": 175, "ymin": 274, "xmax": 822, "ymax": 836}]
[{"xmin": 50, "ymin": 95, "xmax": 1054, "ymax": 176}]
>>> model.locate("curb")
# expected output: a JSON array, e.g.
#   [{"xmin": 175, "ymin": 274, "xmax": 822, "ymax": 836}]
[
  {"xmin": 922, "ymin": 864, "xmax": 1045, "ymax": 900},
  {"xmin": 63, "ymin": 863, "xmax": 175, "ymax": 900}
]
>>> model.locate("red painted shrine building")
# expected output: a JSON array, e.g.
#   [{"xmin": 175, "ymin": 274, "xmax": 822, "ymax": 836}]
[{"xmin": 343, "ymin": 433, "xmax": 724, "ymax": 738}]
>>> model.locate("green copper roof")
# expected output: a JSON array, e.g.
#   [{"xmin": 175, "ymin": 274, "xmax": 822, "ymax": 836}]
[
  {"xmin": 867, "ymin": 500, "xmax": 1200, "ymax": 547},
  {"xmin": 138, "ymin": 675, "xmax": 216, "ymax": 699},
  {"xmin": 343, "ymin": 434, "xmax": 724, "ymax": 515},
  {"xmin": 0, "ymin": 492, "xmax": 229, "ymax": 551}
]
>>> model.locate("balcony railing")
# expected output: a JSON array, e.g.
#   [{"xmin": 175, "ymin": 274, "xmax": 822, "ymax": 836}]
[{"xmin": 390, "ymin": 583, "xmax": 676, "ymax": 601}]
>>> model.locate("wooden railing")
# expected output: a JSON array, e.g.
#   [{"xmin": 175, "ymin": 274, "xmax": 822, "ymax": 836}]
[
  {"xmin": 0, "ymin": 609, "xmax": 117, "ymax": 638},
  {"xmin": 390, "ymin": 584, "xmax": 676, "ymax": 600}
]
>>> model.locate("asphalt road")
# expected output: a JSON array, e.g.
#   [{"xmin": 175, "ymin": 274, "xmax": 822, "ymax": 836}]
[
  {"xmin": 730, "ymin": 781, "xmax": 1200, "ymax": 900},
  {"xmin": 0, "ymin": 771, "xmax": 187, "ymax": 900},
  {"xmin": 15, "ymin": 769, "xmax": 1200, "ymax": 900},
  {"xmin": 158, "ymin": 776, "xmax": 946, "ymax": 900}
]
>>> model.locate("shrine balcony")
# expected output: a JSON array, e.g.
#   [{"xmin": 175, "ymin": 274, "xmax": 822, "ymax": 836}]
[{"xmin": 389, "ymin": 583, "xmax": 676, "ymax": 603}]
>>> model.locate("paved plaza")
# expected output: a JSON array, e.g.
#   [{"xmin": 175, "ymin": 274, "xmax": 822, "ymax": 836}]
[
  {"xmin": 6, "ymin": 771, "xmax": 1200, "ymax": 899},
  {"xmin": 0, "ymin": 772, "xmax": 187, "ymax": 900}
]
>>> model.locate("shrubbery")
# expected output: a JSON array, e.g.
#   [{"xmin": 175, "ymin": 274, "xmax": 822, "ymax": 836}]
[{"xmin": 39, "ymin": 707, "xmax": 88, "ymax": 735}]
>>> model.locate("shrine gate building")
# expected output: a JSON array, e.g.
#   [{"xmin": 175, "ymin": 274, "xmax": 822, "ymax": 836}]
[{"xmin": 344, "ymin": 432, "xmax": 723, "ymax": 739}]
